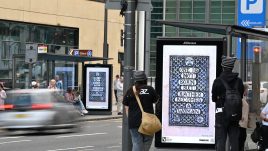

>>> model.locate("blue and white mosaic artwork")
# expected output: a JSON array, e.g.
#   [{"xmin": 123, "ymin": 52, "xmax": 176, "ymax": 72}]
[{"xmin": 169, "ymin": 56, "xmax": 209, "ymax": 127}]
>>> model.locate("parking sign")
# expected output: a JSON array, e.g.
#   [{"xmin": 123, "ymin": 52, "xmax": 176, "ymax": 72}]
[
  {"xmin": 238, "ymin": 0, "xmax": 266, "ymax": 27},
  {"xmin": 241, "ymin": 0, "xmax": 263, "ymax": 14}
]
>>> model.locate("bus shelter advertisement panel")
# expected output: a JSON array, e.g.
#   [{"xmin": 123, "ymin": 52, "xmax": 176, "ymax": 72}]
[
  {"xmin": 85, "ymin": 67, "xmax": 109, "ymax": 109},
  {"xmin": 162, "ymin": 45, "xmax": 216, "ymax": 144}
]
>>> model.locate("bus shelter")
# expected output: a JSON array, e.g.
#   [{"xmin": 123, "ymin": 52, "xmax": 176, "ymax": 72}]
[
  {"xmin": 12, "ymin": 53, "xmax": 110, "ymax": 90},
  {"xmin": 157, "ymin": 20, "xmax": 268, "ymax": 81},
  {"xmin": 156, "ymin": 20, "xmax": 268, "ymax": 149}
]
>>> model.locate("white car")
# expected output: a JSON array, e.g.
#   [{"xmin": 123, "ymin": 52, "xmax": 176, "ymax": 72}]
[
  {"xmin": 0, "ymin": 89, "xmax": 81, "ymax": 132},
  {"xmin": 245, "ymin": 81, "xmax": 268, "ymax": 104}
]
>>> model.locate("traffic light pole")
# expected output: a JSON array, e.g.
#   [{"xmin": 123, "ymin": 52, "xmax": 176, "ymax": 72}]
[
  {"xmin": 252, "ymin": 47, "xmax": 261, "ymax": 117},
  {"xmin": 122, "ymin": 0, "xmax": 136, "ymax": 150}
]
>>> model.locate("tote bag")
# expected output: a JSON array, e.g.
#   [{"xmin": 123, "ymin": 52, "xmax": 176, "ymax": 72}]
[{"xmin": 133, "ymin": 86, "xmax": 161, "ymax": 136}]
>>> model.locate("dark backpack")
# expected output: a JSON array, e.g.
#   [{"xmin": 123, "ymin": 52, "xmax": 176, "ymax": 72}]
[{"xmin": 220, "ymin": 78, "xmax": 242, "ymax": 122}]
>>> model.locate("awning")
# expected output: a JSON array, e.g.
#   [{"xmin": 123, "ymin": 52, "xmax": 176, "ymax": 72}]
[{"xmin": 157, "ymin": 20, "xmax": 268, "ymax": 40}]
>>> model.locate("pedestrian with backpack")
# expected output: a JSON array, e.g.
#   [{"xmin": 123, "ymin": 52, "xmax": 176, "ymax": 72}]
[{"xmin": 212, "ymin": 56, "xmax": 244, "ymax": 151}]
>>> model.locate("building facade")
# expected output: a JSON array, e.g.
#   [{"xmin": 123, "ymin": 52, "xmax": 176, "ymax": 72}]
[{"xmin": 0, "ymin": 0, "xmax": 124, "ymax": 89}]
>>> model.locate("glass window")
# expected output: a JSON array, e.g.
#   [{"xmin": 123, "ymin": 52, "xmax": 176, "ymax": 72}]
[
  {"xmin": 193, "ymin": 14, "xmax": 205, "ymax": 20},
  {"xmin": 166, "ymin": 1, "xmax": 176, "ymax": 7},
  {"xmin": 210, "ymin": 14, "xmax": 222, "ymax": 20},
  {"xmin": 180, "ymin": 8, "xmax": 192, "ymax": 14},
  {"xmin": 209, "ymin": 0, "xmax": 236, "ymax": 25},
  {"xmin": 1, "ymin": 41, "xmax": 21, "ymax": 60},
  {"xmin": 180, "ymin": 1, "xmax": 192, "ymax": 8},
  {"xmin": 0, "ymin": 20, "xmax": 78, "ymax": 88},
  {"xmin": 165, "ymin": 26, "xmax": 176, "ymax": 33},
  {"xmin": 152, "ymin": 7, "xmax": 163, "ymax": 14},
  {"xmin": 222, "ymin": 7, "xmax": 235, "ymax": 13},
  {"xmin": 166, "ymin": 13, "xmax": 177, "ymax": 20},
  {"xmin": 165, "ymin": 32, "xmax": 177, "ymax": 37},
  {"xmin": 151, "ymin": 27, "xmax": 162, "ymax": 33},
  {"xmin": 0, "ymin": 22, "xmax": 10, "ymax": 41},
  {"xmin": 180, "ymin": 13, "xmax": 192, "ymax": 20},
  {"xmin": 211, "ymin": 8, "xmax": 221, "ymax": 14}
]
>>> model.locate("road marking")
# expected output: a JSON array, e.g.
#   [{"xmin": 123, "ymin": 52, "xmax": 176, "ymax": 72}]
[
  {"xmin": 117, "ymin": 126, "xmax": 122, "ymax": 128},
  {"xmin": 56, "ymin": 133, "xmax": 107, "ymax": 138},
  {"xmin": 47, "ymin": 146, "xmax": 94, "ymax": 151},
  {"xmin": 77, "ymin": 149, "xmax": 94, "ymax": 151},
  {"xmin": 0, "ymin": 140, "xmax": 32, "ymax": 145},
  {"xmin": 107, "ymin": 145, "xmax": 120, "ymax": 149},
  {"xmin": 0, "ymin": 136, "xmax": 23, "ymax": 140}
]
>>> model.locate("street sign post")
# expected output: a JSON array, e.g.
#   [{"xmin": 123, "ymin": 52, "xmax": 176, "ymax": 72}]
[{"xmin": 105, "ymin": 1, "xmax": 153, "ymax": 150}]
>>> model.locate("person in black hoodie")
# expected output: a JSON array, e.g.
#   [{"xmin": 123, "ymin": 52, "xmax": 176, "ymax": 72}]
[
  {"xmin": 123, "ymin": 71, "xmax": 159, "ymax": 151},
  {"xmin": 212, "ymin": 56, "xmax": 244, "ymax": 151}
]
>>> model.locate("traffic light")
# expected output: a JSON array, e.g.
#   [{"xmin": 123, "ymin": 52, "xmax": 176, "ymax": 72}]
[
  {"xmin": 120, "ymin": 0, "xmax": 128, "ymax": 16},
  {"xmin": 253, "ymin": 46, "xmax": 261, "ymax": 63}
]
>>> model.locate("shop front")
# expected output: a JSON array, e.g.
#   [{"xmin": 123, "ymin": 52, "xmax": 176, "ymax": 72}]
[{"xmin": 0, "ymin": 20, "xmax": 79, "ymax": 89}]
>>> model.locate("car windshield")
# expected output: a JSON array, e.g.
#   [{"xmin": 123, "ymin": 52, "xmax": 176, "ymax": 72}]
[{"xmin": 5, "ymin": 92, "xmax": 52, "ymax": 105}]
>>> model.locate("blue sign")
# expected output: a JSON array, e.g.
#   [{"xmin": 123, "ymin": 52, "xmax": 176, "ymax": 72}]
[
  {"xmin": 73, "ymin": 50, "xmax": 79, "ymax": 56},
  {"xmin": 87, "ymin": 50, "xmax": 92, "ymax": 57},
  {"xmin": 238, "ymin": 0, "xmax": 266, "ymax": 27},
  {"xmin": 237, "ymin": 0, "xmax": 266, "ymax": 59}
]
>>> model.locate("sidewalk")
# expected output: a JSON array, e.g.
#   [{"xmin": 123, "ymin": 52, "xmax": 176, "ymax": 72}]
[{"xmin": 78, "ymin": 103, "xmax": 122, "ymax": 122}]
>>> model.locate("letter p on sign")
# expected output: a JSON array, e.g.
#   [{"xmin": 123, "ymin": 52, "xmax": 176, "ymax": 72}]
[{"xmin": 241, "ymin": 0, "xmax": 263, "ymax": 14}]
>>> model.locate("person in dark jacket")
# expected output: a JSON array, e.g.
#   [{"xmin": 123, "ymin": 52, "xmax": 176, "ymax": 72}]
[
  {"xmin": 123, "ymin": 71, "xmax": 159, "ymax": 151},
  {"xmin": 212, "ymin": 56, "xmax": 244, "ymax": 151}
]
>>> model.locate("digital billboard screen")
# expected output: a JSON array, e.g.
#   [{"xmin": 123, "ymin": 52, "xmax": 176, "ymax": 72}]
[
  {"xmin": 155, "ymin": 38, "xmax": 224, "ymax": 148},
  {"xmin": 84, "ymin": 64, "xmax": 112, "ymax": 111}
]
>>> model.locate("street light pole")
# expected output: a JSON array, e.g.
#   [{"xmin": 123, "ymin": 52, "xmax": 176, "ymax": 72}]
[
  {"xmin": 122, "ymin": 0, "xmax": 136, "ymax": 150},
  {"xmin": 103, "ymin": 3, "xmax": 109, "ymax": 64}
]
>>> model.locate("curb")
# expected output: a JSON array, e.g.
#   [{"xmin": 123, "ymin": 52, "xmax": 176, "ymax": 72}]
[{"xmin": 77, "ymin": 115, "xmax": 123, "ymax": 122}]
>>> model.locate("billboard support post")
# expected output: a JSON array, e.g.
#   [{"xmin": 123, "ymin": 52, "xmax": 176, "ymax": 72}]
[
  {"xmin": 241, "ymin": 35, "xmax": 247, "ymax": 81},
  {"xmin": 122, "ymin": 0, "xmax": 136, "ymax": 150}
]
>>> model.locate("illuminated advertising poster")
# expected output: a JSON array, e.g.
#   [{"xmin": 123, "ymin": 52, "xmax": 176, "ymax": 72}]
[
  {"xmin": 162, "ymin": 45, "xmax": 216, "ymax": 144},
  {"xmin": 155, "ymin": 38, "xmax": 224, "ymax": 148},
  {"xmin": 85, "ymin": 65, "xmax": 111, "ymax": 110}
]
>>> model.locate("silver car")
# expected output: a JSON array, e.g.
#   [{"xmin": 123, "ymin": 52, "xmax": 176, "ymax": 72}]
[{"xmin": 0, "ymin": 89, "xmax": 81, "ymax": 132}]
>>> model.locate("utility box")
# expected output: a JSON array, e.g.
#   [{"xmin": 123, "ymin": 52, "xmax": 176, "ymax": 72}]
[{"xmin": 25, "ymin": 44, "xmax": 38, "ymax": 63}]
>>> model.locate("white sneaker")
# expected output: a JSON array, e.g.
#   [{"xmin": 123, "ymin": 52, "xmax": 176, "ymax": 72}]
[{"xmin": 82, "ymin": 110, "xmax": 88, "ymax": 114}]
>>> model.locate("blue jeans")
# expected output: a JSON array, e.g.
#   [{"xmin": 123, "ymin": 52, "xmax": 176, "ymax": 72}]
[
  {"xmin": 129, "ymin": 128, "xmax": 153, "ymax": 151},
  {"xmin": 73, "ymin": 100, "xmax": 86, "ymax": 112}
]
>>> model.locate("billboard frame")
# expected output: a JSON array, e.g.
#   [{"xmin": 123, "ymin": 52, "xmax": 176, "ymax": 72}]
[
  {"xmin": 83, "ymin": 64, "xmax": 113, "ymax": 114},
  {"xmin": 155, "ymin": 38, "xmax": 225, "ymax": 149}
]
